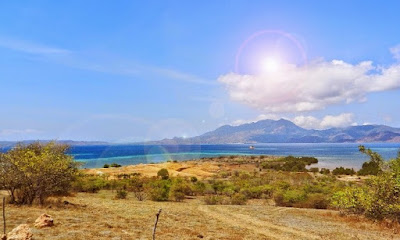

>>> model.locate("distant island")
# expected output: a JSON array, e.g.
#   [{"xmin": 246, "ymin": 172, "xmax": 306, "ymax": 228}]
[{"xmin": 150, "ymin": 119, "xmax": 400, "ymax": 144}]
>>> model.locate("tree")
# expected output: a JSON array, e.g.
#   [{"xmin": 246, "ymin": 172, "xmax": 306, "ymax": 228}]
[
  {"xmin": 0, "ymin": 141, "xmax": 80, "ymax": 205},
  {"xmin": 357, "ymin": 145, "xmax": 383, "ymax": 176}
]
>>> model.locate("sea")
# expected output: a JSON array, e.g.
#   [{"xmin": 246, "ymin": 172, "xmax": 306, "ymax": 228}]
[{"xmin": 63, "ymin": 143, "xmax": 400, "ymax": 169}]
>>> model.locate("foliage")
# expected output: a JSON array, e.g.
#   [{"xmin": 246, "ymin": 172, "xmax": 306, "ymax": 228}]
[
  {"xmin": 145, "ymin": 179, "xmax": 171, "ymax": 201},
  {"xmin": 169, "ymin": 178, "xmax": 193, "ymax": 201},
  {"xmin": 262, "ymin": 156, "xmax": 318, "ymax": 172},
  {"xmin": 110, "ymin": 163, "xmax": 122, "ymax": 168},
  {"xmin": 320, "ymin": 168, "xmax": 330, "ymax": 175},
  {"xmin": 72, "ymin": 175, "xmax": 108, "ymax": 193},
  {"xmin": 357, "ymin": 145, "xmax": 383, "ymax": 176},
  {"xmin": 157, "ymin": 168, "xmax": 170, "ymax": 180},
  {"xmin": 332, "ymin": 148, "xmax": 400, "ymax": 221},
  {"xmin": 103, "ymin": 164, "xmax": 110, "ymax": 168},
  {"xmin": 0, "ymin": 141, "xmax": 79, "ymax": 204},
  {"xmin": 332, "ymin": 167, "xmax": 355, "ymax": 175},
  {"xmin": 230, "ymin": 193, "xmax": 247, "ymax": 205}
]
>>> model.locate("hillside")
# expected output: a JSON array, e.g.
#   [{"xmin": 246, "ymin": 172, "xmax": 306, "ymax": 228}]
[{"xmin": 153, "ymin": 119, "xmax": 400, "ymax": 144}]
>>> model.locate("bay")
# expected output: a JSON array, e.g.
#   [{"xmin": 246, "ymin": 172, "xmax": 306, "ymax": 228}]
[{"xmin": 68, "ymin": 143, "xmax": 400, "ymax": 169}]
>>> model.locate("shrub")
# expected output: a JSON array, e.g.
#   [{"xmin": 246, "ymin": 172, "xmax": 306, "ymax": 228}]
[
  {"xmin": 320, "ymin": 168, "xmax": 330, "ymax": 175},
  {"xmin": 332, "ymin": 167, "xmax": 355, "ymax": 175},
  {"xmin": 190, "ymin": 176, "xmax": 198, "ymax": 183},
  {"xmin": 203, "ymin": 195, "xmax": 223, "ymax": 205},
  {"xmin": 309, "ymin": 167, "xmax": 319, "ymax": 173},
  {"xmin": 115, "ymin": 189, "xmax": 128, "ymax": 199},
  {"xmin": 304, "ymin": 193, "xmax": 329, "ymax": 209},
  {"xmin": 157, "ymin": 168, "xmax": 169, "ymax": 180},
  {"xmin": 110, "ymin": 163, "xmax": 121, "ymax": 168},
  {"xmin": 193, "ymin": 181, "xmax": 206, "ymax": 195},
  {"xmin": 103, "ymin": 164, "xmax": 110, "ymax": 168},
  {"xmin": 72, "ymin": 175, "xmax": 108, "ymax": 193},
  {"xmin": 230, "ymin": 193, "xmax": 247, "ymax": 205},
  {"xmin": 357, "ymin": 161, "xmax": 380, "ymax": 176},
  {"xmin": 169, "ymin": 178, "xmax": 192, "ymax": 201},
  {"xmin": 145, "ymin": 179, "xmax": 170, "ymax": 201},
  {"xmin": 240, "ymin": 185, "xmax": 274, "ymax": 199}
]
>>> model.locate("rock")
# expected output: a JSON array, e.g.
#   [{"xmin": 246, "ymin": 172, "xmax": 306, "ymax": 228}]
[
  {"xmin": 197, "ymin": 234, "xmax": 204, "ymax": 238},
  {"xmin": 34, "ymin": 213, "xmax": 54, "ymax": 228},
  {"xmin": 1, "ymin": 234, "xmax": 6, "ymax": 240},
  {"xmin": 7, "ymin": 224, "xmax": 33, "ymax": 240}
]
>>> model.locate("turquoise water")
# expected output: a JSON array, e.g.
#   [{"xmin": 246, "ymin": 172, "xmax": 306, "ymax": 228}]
[{"xmin": 66, "ymin": 143, "xmax": 400, "ymax": 169}]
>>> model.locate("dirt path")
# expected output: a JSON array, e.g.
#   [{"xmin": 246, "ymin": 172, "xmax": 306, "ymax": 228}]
[
  {"xmin": 198, "ymin": 205, "xmax": 321, "ymax": 240},
  {"xmin": 198, "ymin": 205, "xmax": 400, "ymax": 240}
]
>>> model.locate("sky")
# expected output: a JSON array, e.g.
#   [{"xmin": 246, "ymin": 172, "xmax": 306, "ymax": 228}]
[{"xmin": 1, "ymin": 0, "xmax": 400, "ymax": 142}]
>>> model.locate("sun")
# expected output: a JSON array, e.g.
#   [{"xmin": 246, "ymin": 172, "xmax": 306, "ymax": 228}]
[{"xmin": 261, "ymin": 58, "xmax": 280, "ymax": 73}]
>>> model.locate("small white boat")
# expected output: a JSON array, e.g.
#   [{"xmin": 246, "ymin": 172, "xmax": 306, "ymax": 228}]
[{"xmin": 249, "ymin": 145, "xmax": 255, "ymax": 149}]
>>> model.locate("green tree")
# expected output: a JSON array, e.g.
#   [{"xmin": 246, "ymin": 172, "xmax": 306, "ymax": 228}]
[
  {"xmin": 357, "ymin": 145, "xmax": 383, "ymax": 176},
  {"xmin": 0, "ymin": 141, "xmax": 79, "ymax": 204}
]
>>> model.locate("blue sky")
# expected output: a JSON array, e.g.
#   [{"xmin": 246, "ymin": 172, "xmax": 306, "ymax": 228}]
[{"xmin": 0, "ymin": 1, "xmax": 400, "ymax": 142}]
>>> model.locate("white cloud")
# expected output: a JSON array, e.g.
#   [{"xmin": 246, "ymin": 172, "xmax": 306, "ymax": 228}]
[
  {"xmin": 219, "ymin": 53, "xmax": 400, "ymax": 113},
  {"xmin": 390, "ymin": 44, "xmax": 400, "ymax": 61},
  {"xmin": 293, "ymin": 113, "xmax": 355, "ymax": 129}
]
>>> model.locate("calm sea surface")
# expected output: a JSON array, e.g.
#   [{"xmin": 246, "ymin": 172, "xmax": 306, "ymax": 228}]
[{"xmin": 63, "ymin": 143, "xmax": 400, "ymax": 169}]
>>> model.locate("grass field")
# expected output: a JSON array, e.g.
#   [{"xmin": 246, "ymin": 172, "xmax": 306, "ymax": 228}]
[{"xmin": 2, "ymin": 190, "xmax": 400, "ymax": 240}]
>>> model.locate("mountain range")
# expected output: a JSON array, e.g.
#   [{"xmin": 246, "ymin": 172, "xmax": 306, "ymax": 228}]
[{"xmin": 152, "ymin": 119, "xmax": 400, "ymax": 144}]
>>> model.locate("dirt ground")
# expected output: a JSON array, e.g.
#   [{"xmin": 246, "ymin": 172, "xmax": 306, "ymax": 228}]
[
  {"xmin": 2, "ymin": 191, "xmax": 400, "ymax": 240},
  {"xmin": 83, "ymin": 156, "xmax": 277, "ymax": 179}
]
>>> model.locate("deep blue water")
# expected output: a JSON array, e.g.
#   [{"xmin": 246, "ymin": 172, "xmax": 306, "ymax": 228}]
[{"xmin": 64, "ymin": 143, "xmax": 400, "ymax": 169}]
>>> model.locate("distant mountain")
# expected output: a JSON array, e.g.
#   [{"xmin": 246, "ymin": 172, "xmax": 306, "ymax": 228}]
[
  {"xmin": 152, "ymin": 119, "xmax": 400, "ymax": 144},
  {"xmin": 0, "ymin": 140, "xmax": 109, "ymax": 148}
]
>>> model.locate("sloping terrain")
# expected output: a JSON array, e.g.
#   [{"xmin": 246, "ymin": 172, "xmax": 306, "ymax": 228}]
[{"xmin": 2, "ymin": 191, "xmax": 399, "ymax": 240}]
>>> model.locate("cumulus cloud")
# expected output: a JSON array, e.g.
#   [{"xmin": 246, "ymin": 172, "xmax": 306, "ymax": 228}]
[
  {"xmin": 219, "ymin": 56, "xmax": 400, "ymax": 113},
  {"xmin": 293, "ymin": 113, "xmax": 356, "ymax": 129}
]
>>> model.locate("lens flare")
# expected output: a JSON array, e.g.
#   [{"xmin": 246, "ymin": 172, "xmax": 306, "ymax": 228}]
[{"xmin": 261, "ymin": 58, "xmax": 280, "ymax": 73}]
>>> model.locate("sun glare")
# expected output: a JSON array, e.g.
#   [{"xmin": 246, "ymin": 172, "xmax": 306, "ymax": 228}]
[{"xmin": 261, "ymin": 58, "xmax": 280, "ymax": 73}]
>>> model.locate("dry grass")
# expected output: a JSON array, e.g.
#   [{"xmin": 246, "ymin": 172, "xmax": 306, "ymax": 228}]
[{"xmin": 2, "ymin": 190, "xmax": 400, "ymax": 240}]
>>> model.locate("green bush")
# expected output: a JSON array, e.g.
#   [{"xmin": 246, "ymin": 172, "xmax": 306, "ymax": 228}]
[
  {"xmin": 169, "ymin": 178, "xmax": 192, "ymax": 201},
  {"xmin": 103, "ymin": 164, "xmax": 110, "ymax": 168},
  {"xmin": 230, "ymin": 193, "xmax": 247, "ymax": 205},
  {"xmin": 309, "ymin": 167, "xmax": 319, "ymax": 173},
  {"xmin": 157, "ymin": 168, "xmax": 169, "ymax": 180},
  {"xmin": 145, "ymin": 179, "xmax": 170, "ymax": 201},
  {"xmin": 72, "ymin": 175, "xmax": 108, "ymax": 193},
  {"xmin": 190, "ymin": 176, "xmax": 198, "ymax": 183},
  {"xmin": 357, "ymin": 161, "xmax": 380, "ymax": 176},
  {"xmin": 320, "ymin": 168, "xmax": 330, "ymax": 175},
  {"xmin": 332, "ymin": 167, "xmax": 355, "ymax": 175},
  {"xmin": 110, "ymin": 163, "xmax": 122, "ymax": 168},
  {"xmin": 332, "ymin": 149, "xmax": 400, "ymax": 221}
]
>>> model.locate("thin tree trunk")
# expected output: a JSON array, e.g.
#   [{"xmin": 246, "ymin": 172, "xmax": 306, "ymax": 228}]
[
  {"xmin": 2, "ymin": 197, "xmax": 5, "ymax": 235},
  {"xmin": 152, "ymin": 209, "xmax": 162, "ymax": 240}
]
